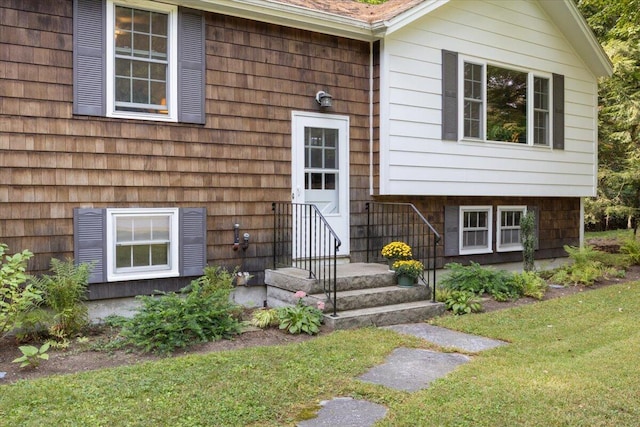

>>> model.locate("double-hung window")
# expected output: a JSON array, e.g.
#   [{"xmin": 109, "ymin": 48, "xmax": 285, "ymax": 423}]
[
  {"xmin": 106, "ymin": 208, "xmax": 180, "ymax": 281},
  {"xmin": 461, "ymin": 59, "xmax": 552, "ymax": 146},
  {"xmin": 459, "ymin": 206, "xmax": 493, "ymax": 255},
  {"xmin": 74, "ymin": 0, "xmax": 204, "ymax": 124},
  {"xmin": 106, "ymin": 1, "xmax": 177, "ymax": 121},
  {"xmin": 497, "ymin": 206, "xmax": 527, "ymax": 252}
]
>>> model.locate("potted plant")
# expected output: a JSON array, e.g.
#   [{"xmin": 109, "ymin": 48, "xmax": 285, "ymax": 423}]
[
  {"xmin": 381, "ymin": 241, "xmax": 412, "ymax": 270},
  {"xmin": 393, "ymin": 259, "xmax": 424, "ymax": 287}
]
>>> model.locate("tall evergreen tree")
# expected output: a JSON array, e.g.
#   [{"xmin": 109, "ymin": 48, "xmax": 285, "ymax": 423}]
[{"xmin": 577, "ymin": 0, "xmax": 640, "ymax": 231}]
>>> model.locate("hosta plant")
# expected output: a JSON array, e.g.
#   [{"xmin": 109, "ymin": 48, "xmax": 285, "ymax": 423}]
[{"xmin": 277, "ymin": 291, "xmax": 323, "ymax": 335}]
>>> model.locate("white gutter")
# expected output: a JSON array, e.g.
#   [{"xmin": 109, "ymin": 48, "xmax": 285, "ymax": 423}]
[{"xmin": 177, "ymin": 0, "xmax": 377, "ymax": 41}]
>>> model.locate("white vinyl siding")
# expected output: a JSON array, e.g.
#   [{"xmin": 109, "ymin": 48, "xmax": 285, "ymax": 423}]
[{"xmin": 379, "ymin": 0, "xmax": 599, "ymax": 197}]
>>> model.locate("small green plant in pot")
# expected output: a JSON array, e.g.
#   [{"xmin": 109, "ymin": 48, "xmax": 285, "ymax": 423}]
[
  {"xmin": 381, "ymin": 241, "xmax": 412, "ymax": 270},
  {"xmin": 393, "ymin": 259, "xmax": 424, "ymax": 287}
]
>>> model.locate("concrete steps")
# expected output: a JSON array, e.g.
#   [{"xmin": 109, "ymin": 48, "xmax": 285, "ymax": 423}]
[{"xmin": 265, "ymin": 262, "xmax": 445, "ymax": 330}]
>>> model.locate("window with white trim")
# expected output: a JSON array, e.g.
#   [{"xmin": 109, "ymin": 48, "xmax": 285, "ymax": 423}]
[
  {"xmin": 462, "ymin": 58, "xmax": 551, "ymax": 146},
  {"xmin": 106, "ymin": 208, "xmax": 179, "ymax": 281},
  {"xmin": 497, "ymin": 206, "xmax": 527, "ymax": 252},
  {"xmin": 459, "ymin": 206, "xmax": 492, "ymax": 255},
  {"xmin": 106, "ymin": 0, "xmax": 178, "ymax": 121}
]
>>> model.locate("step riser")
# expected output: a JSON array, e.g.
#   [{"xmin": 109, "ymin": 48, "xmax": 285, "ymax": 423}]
[
  {"xmin": 325, "ymin": 287, "xmax": 430, "ymax": 312},
  {"xmin": 265, "ymin": 266, "xmax": 396, "ymax": 294},
  {"xmin": 324, "ymin": 304, "xmax": 446, "ymax": 330}
]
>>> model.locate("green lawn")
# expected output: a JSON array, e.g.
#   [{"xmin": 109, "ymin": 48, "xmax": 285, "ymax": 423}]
[{"xmin": 2, "ymin": 281, "xmax": 639, "ymax": 426}]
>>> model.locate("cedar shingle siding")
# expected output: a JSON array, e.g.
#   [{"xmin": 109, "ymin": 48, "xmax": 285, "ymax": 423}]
[
  {"xmin": 0, "ymin": 0, "xmax": 371, "ymax": 297},
  {"xmin": 0, "ymin": 0, "xmax": 583, "ymax": 298}
]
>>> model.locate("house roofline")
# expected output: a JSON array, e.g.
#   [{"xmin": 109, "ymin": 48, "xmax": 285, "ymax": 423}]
[
  {"xmin": 538, "ymin": 0, "xmax": 612, "ymax": 77},
  {"xmin": 175, "ymin": 0, "xmax": 612, "ymax": 77},
  {"xmin": 177, "ymin": 0, "xmax": 377, "ymax": 41}
]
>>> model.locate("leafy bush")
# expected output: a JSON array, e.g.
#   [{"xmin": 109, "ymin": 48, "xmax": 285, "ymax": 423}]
[
  {"xmin": 434, "ymin": 286, "xmax": 453, "ymax": 303},
  {"xmin": 250, "ymin": 308, "xmax": 279, "ymax": 328},
  {"xmin": 191, "ymin": 265, "xmax": 236, "ymax": 296},
  {"xmin": 550, "ymin": 245, "xmax": 622, "ymax": 286},
  {"xmin": 120, "ymin": 280, "xmax": 242, "ymax": 354},
  {"xmin": 620, "ymin": 238, "xmax": 640, "ymax": 264},
  {"xmin": 521, "ymin": 210, "xmax": 536, "ymax": 272},
  {"xmin": 444, "ymin": 291, "xmax": 482, "ymax": 315},
  {"xmin": 12, "ymin": 342, "xmax": 50, "ymax": 368},
  {"xmin": 32, "ymin": 258, "xmax": 92, "ymax": 339},
  {"xmin": 511, "ymin": 271, "xmax": 548, "ymax": 300},
  {"xmin": 439, "ymin": 262, "xmax": 522, "ymax": 301},
  {"xmin": 277, "ymin": 291, "xmax": 323, "ymax": 335},
  {"xmin": 0, "ymin": 244, "xmax": 41, "ymax": 339}
]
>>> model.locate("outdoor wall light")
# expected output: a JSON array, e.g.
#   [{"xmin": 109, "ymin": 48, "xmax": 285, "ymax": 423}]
[{"xmin": 315, "ymin": 90, "xmax": 333, "ymax": 108}]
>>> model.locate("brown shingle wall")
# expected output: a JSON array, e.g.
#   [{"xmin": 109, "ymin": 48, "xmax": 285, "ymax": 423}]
[
  {"xmin": 0, "ymin": 1, "xmax": 371, "ymax": 278},
  {"xmin": 358, "ymin": 195, "xmax": 579, "ymax": 266}
]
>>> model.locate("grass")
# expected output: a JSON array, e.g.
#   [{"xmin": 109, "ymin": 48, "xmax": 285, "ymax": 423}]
[
  {"xmin": 585, "ymin": 228, "xmax": 637, "ymax": 241},
  {"xmin": 2, "ymin": 281, "xmax": 640, "ymax": 426}
]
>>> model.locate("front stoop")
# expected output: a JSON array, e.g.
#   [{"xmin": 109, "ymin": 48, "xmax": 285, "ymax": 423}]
[{"xmin": 265, "ymin": 262, "xmax": 445, "ymax": 330}]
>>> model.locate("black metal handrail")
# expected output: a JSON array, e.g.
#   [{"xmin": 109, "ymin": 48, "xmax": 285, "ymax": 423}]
[
  {"xmin": 272, "ymin": 202, "xmax": 341, "ymax": 317},
  {"xmin": 366, "ymin": 202, "xmax": 441, "ymax": 302}
]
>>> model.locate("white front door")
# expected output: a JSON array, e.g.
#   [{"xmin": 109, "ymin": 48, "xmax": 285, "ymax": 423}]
[{"xmin": 292, "ymin": 112, "xmax": 350, "ymax": 256}]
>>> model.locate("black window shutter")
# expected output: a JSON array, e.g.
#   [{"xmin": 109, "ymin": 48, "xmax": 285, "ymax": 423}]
[
  {"xmin": 73, "ymin": 208, "xmax": 107, "ymax": 284},
  {"xmin": 178, "ymin": 8, "xmax": 205, "ymax": 124},
  {"xmin": 444, "ymin": 206, "xmax": 460, "ymax": 256},
  {"xmin": 442, "ymin": 50, "xmax": 458, "ymax": 141},
  {"xmin": 553, "ymin": 74, "xmax": 564, "ymax": 150},
  {"xmin": 180, "ymin": 208, "xmax": 207, "ymax": 277},
  {"xmin": 73, "ymin": 0, "xmax": 105, "ymax": 116}
]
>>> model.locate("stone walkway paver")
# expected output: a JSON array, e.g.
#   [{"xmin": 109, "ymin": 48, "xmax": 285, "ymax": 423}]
[
  {"xmin": 297, "ymin": 323, "xmax": 508, "ymax": 427},
  {"xmin": 297, "ymin": 397, "xmax": 387, "ymax": 427},
  {"xmin": 384, "ymin": 323, "xmax": 507, "ymax": 352}
]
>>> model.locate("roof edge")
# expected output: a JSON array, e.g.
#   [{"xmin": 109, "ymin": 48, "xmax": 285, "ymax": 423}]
[
  {"xmin": 538, "ymin": 0, "xmax": 612, "ymax": 77},
  {"xmin": 179, "ymin": 0, "xmax": 377, "ymax": 41}
]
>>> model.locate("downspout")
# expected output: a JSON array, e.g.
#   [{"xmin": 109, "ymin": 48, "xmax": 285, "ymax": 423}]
[
  {"xmin": 369, "ymin": 41, "xmax": 374, "ymax": 195},
  {"xmin": 580, "ymin": 197, "xmax": 585, "ymax": 247}
]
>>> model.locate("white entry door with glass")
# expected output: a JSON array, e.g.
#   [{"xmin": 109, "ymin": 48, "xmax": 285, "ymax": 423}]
[{"xmin": 291, "ymin": 112, "xmax": 350, "ymax": 256}]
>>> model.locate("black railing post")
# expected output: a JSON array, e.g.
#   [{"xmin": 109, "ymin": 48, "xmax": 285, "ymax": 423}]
[{"xmin": 366, "ymin": 202, "xmax": 371, "ymax": 263}]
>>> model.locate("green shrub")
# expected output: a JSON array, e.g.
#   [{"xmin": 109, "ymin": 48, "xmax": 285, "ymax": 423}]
[
  {"xmin": 0, "ymin": 244, "xmax": 41, "ymax": 339},
  {"xmin": 32, "ymin": 258, "xmax": 92, "ymax": 339},
  {"xmin": 439, "ymin": 262, "xmax": 521, "ymax": 301},
  {"xmin": 120, "ymin": 280, "xmax": 242, "ymax": 354},
  {"xmin": 550, "ymin": 245, "xmax": 622, "ymax": 286},
  {"xmin": 511, "ymin": 271, "xmax": 548, "ymax": 300},
  {"xmin": 250, "ymin": 308, "xmax": 279, "ymax": 328},
  {"xmin": 12, "ymin": 342, "xmax": 50, "ymax": 368},
  {"xmin": 434, "ymin": 286, "xmax": 453, "ymax": 303},
  {"xmin": 620, "ymin": 238, "xmax": 640, "ymax": 264},
  {"xmin": 521, "ymin": 210, "xmax": 536, "ymax": 272},
  {"xmin": 277, "ymin": 291, "xmax": 323, "ymax": 335},
  {"xmin": 192, "ymin": 265, "xmax": 236, "ymax": 296},
  {"xmin": 444, "ymin": 291, "xmax": 483, "ymax": 315}
]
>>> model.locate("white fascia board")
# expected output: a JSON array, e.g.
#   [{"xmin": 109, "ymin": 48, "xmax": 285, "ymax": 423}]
[
  {"xmin": 538, "ymin": 0, "xmax": 612, "ymax": 77},
  {"xmin": 374, "ymin": 0, "xmax": 448, "ymax": 37},
  {"xmin": 175, "ymin": 0, "xmax": 376, "ymax": 41}
]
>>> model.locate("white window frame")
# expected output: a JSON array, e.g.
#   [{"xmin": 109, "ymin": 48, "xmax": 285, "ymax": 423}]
[
  {"xmin": 106, "ymin": 207, "xmax": 180, "ymax": 282},
  {"xmin": 459, "ymin": 206, "xmax": 493, "ymax": 255},
  {"xmin": 458, "ymin": 56, "xmax": 553, "ymax": 147},
  {"xmin": 106, "ymin": 0, "xmax": 178, "ymax": 122},
  {"xmin": 497, "ymin": 206, "xmax": 527, "ymax": 252}
]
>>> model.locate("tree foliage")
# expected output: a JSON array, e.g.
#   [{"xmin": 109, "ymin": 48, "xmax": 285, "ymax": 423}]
[{"xmin": 577, "ymin": 0, "xmax": 640, "ymax": 231}]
